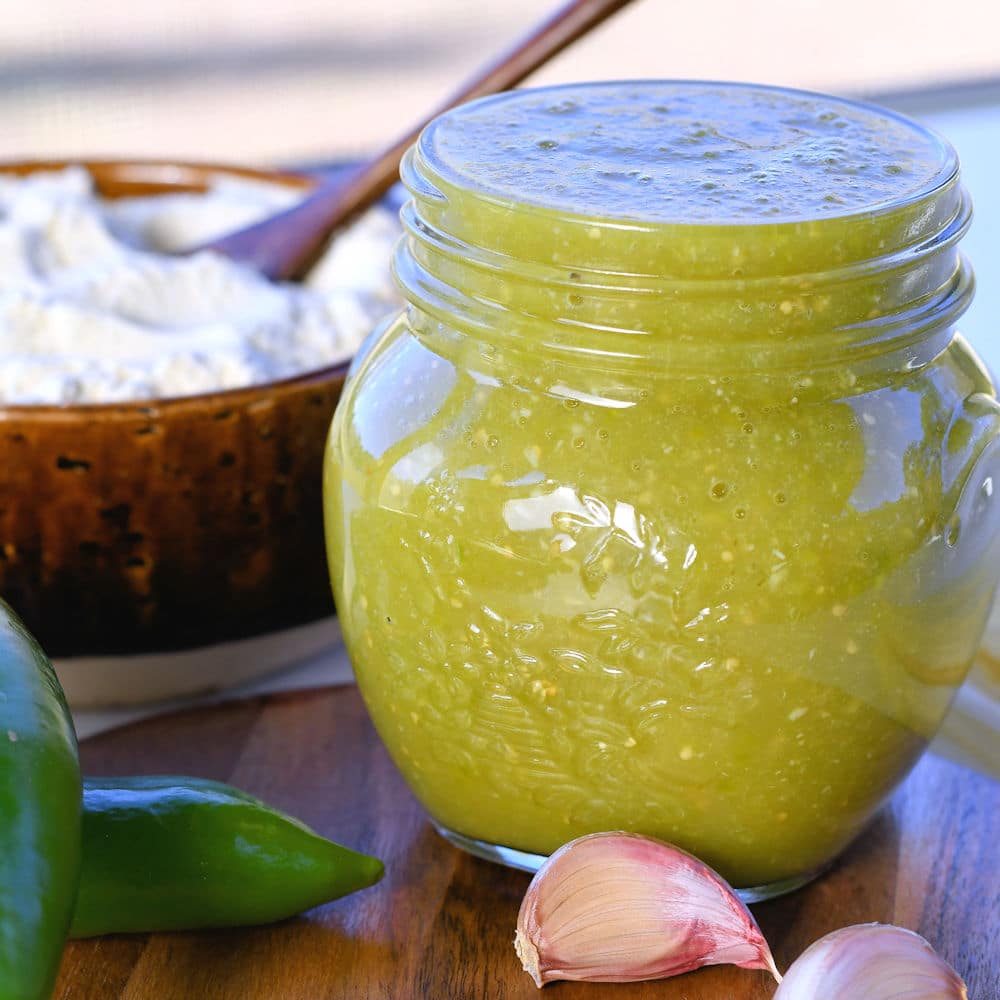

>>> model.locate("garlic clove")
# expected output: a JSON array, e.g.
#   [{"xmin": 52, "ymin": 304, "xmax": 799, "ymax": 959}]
[
  {"xmin": 774, "ymin": 923, "xmax": 968, "ymax": 1000},
  {"xmin": 513, "ymin": 830, "xmax": 781, "ymax": 987}
]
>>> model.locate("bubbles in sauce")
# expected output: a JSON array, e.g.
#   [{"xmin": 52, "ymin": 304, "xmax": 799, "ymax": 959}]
[{"xmin": 424, "ymin": 82, "xmax": 952, "ymax": 224}]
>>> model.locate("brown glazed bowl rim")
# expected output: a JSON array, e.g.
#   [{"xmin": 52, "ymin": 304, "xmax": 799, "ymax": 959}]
[{"xmin": 0, "ymin": 158, "xmax": 354, "ymax": 420}]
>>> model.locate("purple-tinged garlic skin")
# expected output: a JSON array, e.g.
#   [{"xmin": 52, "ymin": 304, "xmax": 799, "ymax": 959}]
[
  {"xmin": 514, "ymin": 831, "xmax": 781, "ymax": 987},
  {"xmin": 774, "ymin": 923, "xmax": 968, "ymax": 1000}
]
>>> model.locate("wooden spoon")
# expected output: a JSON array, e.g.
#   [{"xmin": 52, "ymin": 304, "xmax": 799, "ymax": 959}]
[{"xmin": 200, "ymin": 0, "xmax": 637, "ymax": 281}]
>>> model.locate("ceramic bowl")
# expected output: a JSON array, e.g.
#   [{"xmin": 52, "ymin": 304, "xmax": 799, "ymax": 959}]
[{"xmin": 0, "ymin": 160, "xmax": 351, "ymax": 657}]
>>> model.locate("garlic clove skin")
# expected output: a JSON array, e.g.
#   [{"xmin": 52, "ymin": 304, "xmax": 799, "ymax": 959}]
[
  {"xmin": 774, "ymin": 923, "xmax": 968, "ymax": 1000},
  {"xmin": 514, "ymin": 830, "xmax": 781, "ymax": 987}
]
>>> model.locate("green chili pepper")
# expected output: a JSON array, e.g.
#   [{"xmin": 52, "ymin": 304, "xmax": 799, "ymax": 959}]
[
  {"xmin": 71, "ymin": 775, "xmax": 384, "ymax": 938},
  {"xmin": 0, "ymin": 599, "xmax": 82, "ymax": 1000}
]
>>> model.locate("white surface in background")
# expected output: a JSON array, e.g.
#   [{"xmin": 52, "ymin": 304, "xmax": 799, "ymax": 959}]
[
  {"xmin": 910, "ymin": 102, "xmax": 1000, "ymax": 374},
  {"xmin": 2, "ymin": 0, "xmax": 999, "ymax": 162},
  {"xmin": 72, "ymin": 631, "xmax": 354, "ymax": 740},
  {"xmin": 59, "ymin": 616, "xmax": 346, "ymax": 710}
]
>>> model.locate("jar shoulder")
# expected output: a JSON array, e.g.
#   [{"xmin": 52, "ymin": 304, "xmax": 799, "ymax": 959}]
[{"xmin": 334, "ymin": 319, "xmax": 998, "ymax": 479}]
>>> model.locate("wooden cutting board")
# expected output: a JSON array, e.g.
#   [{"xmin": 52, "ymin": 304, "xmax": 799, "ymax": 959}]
[{"xmin": 55, "ymin": 685, "xmax": 999, "ymax": 999}]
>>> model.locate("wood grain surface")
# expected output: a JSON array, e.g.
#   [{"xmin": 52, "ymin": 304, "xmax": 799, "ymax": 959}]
[{"xmin": 56, "ymin": 685, "xmax": 1000, "ymax": 999}]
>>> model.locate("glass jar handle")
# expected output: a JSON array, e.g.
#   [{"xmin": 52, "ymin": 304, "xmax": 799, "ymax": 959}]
[{"xmin": 931, "ymin": 392, "xmax": 1000, "ymax": 778}]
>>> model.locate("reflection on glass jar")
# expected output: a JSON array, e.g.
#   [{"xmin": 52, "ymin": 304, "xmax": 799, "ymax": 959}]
[{"xmin": 324, "ymin": 82, "xmax": 1000, "ymax": 898}]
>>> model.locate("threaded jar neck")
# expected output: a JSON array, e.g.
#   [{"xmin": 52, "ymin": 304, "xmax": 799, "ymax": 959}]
[{"xmin": 393, "ymin": 81, "xmax": 973, "ymax": 373}]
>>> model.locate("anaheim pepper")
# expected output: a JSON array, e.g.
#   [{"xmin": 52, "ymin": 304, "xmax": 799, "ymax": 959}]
[{"xmin": 72, "ymin": 775, "xmax": 384, "ymax": 937}]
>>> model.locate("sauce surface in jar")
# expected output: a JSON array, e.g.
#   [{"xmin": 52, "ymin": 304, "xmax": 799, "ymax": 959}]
[
  {"xmin": 425, "ymin": 80, "xmax": 950, "ymax": 222},
  {"xmin": 325, "ymin": 82, "xmax": 999, "ymax": 893}
]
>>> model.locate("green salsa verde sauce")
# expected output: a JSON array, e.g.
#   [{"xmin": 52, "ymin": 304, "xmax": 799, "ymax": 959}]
[{"xmin": 325, "ymin": 82, "xmax": 999, "ymax": 889}]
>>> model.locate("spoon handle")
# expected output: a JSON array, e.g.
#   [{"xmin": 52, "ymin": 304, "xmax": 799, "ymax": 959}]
[{"xmin": 204, "ymin": 0, "xmax": 637, "ymax": 280}]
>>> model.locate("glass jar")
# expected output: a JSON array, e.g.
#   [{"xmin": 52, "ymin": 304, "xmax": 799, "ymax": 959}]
[{"xmin": 324, "ymin": 82, "xmax": 1000, "ymax": 899}]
